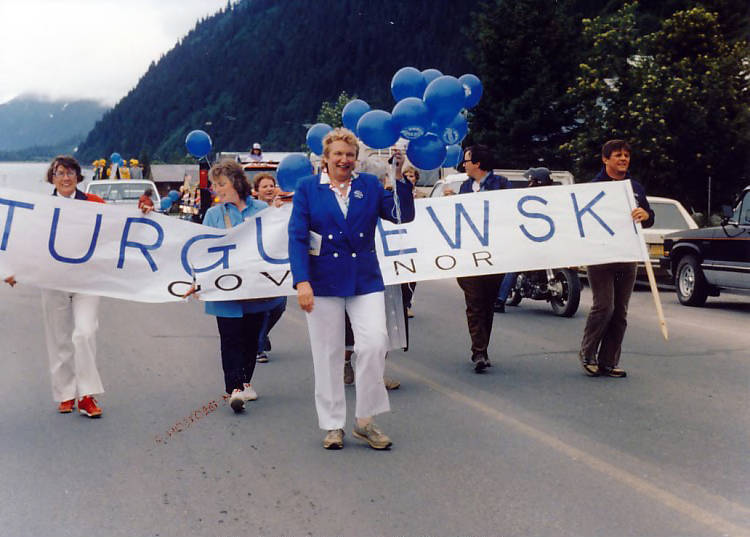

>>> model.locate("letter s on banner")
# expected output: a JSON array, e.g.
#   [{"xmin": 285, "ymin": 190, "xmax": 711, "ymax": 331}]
[{"xmin": 517, "ymin": 195, "xmax": 555, "ymax": 242}]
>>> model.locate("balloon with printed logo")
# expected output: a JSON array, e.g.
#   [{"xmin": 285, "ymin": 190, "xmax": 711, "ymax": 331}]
[
  {"xmin": 391, "ymin": 97, "xmax": 431, "ymax": 140},
  {"xmin": 185, "ymin": 130, "xmax": 212, "ymax": 158},
  {"xmin": 423, "ymin": 75, "xmax": 465, "ymax": 124},
  {"xmin": 436, "ymin": 113, "xmax": 468, "ymax": 145},
  {"xmin": 421, "ymin": 68, "xmax": 443, "ymax": 89},
  {"xmin": 356, "ymin": 110, "xmax": 400, "ymax": 149},
  {"xmin": 459, "ymin": 73, "xmax": 483, "ymax": 109},
  {"xmin": 276, "ymin": 154, "xmax": 313, "ymax": 192},
  {"xmin": 305, "ymin": 123, "xmax": 333, "ymax": 156},
  {"xmin": 341, "ymin": 99, "xmax": 371, "ymax": 132},
  {"xmin": 442, "ymin": 144, "xmax": 463, "ymax": 168},
  {"xmin": 406, "ymin": 133, "xmax": 446, "ymax": 170},
  {"xmin": 390, "ymin": 66, "xmax": 426, "ymax": 102}
]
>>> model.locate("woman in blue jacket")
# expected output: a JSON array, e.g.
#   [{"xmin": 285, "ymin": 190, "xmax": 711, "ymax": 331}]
[
  {"xmin": 202, "ymin": 160, "xmax": 285, "ymax": 412},
  {"xmin": 288, "ymin": 128, "xmax": 415, "ymax": 450}
]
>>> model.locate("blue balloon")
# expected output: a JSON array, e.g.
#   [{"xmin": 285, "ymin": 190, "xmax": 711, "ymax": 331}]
[
  {"xmin": 391, "ymin": 66, "xmax": 426, "ymax": 102},
  {"xmin": 421, "ymin": 68, "xmax": 443, "ymax": 88},
  {"xmin": 459, "ymin": 73, "xmax": 483, "ymax": 109},
  {"xmin": 442, "ymin": 144, "xmax": 463, "ymax": 168},
  {"xmin": 436, "ymin": 113, "xmax": 468, "ymax": 145},
  {"xmin": 356, "ymin": 110, "xmax": 400, "ymax": 149},
  {"xmin": 168, "ymin": 189, "xmax": 180, "ymax": 201},
  {"xmin": 159, "ymin": 197, "xmax": 174, "ymax": 211},
  {"xmin": 276, "ymin": 154, "xmax": 313, "ymax": 192},
  {"xmin": 185, "ymin": 130, "xmax": 212, "ymax": 158},
  {"xmin": 341, "ymin": 99, "xmax": 370, "ymax": 132},
  {"xmin": 110, "ymin": 152, "xmax": 121, "ymax": 164},
  {"xmin": 306, "ymin": 123, "xmax": 333, "ymax": 156},
  {"xmin": 406, "ymin": 133, "xmax": 447, "ymax": 170},
  {"xmin": 423, "ymin": 75, "xmax": 465, "ymax": 124},
  {"xmin": 391, "ymin": 97, "xmax": 431, "ymax": 140}
]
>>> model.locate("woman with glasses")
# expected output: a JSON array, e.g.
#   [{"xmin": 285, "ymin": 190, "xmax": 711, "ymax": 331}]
[{"xmin": 4, "ymin": 156, "xmax": 106, "ymax": 417}]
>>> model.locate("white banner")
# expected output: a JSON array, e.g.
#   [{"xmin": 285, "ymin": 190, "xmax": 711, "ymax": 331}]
[{"xmin": 0, "ymin": 182, "xmax": 646, "ymax": 302}]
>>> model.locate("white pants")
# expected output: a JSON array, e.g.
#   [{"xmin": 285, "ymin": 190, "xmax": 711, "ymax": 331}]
[
  {"xmin": 41, "ymin": 289, "xmax": 104, "ymax": 402},
  {"xmin": 306, "ymin": 292, "xmax": 390, "ymax": 430}
]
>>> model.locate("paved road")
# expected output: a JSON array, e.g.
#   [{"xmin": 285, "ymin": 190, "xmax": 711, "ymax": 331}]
[{"xmin": 0, "ymin": 279, "xmax": 747, "ymax": 537}]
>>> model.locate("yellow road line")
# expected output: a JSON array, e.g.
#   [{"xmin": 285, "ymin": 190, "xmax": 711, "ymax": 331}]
[{"xmin": 390, "ymin": 361, "xmax": 750, "ymax": 537}]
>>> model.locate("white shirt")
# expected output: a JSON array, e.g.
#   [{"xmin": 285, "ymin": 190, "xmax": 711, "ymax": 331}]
[{"xmin": 320, "ymin": 171, "xmax": 358, "ymax": 218}]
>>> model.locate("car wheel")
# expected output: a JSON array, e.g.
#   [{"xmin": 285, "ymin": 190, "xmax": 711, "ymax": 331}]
[{"xmin": 675, "ymin": 255, "xmax": 708, "ymax": 306}]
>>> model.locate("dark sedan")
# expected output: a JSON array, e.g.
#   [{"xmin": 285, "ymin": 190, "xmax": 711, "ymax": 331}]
[{"xmin": 661, "ymin": 185, "xmax": 750, "ymax": 306}]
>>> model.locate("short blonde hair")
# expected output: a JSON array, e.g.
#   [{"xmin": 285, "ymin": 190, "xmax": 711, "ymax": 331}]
[{"xmin": 322, "ymin": 128, "xmax": 359, "ymax": 159}]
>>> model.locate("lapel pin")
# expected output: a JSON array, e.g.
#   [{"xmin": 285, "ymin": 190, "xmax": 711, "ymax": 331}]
[{"xmin": 353, "ymin": 190, "xmax": 364, "ymax": 199}]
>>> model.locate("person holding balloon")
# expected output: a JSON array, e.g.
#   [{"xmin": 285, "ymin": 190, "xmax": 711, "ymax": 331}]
[
  {"xmin": 288, "ymin": 128, "xmax": 415, "ymax": 450},
  {"xmin": 444, "ymin": 145, "xmax": 510, "ymax": 373}
]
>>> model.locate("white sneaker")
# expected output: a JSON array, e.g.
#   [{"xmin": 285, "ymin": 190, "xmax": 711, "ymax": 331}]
[
  {"xmin": 229, "ymin": 389, "xmax": 245, "ymax": 412},
  {"xmin": 242, "ymin": 383, "xmax": 258, "ymax": 401}
]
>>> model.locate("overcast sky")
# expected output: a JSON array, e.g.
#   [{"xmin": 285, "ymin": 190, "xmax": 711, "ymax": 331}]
[{"xmin": 0, "ymin": 0, "xmax": 230, "ymax": 106}]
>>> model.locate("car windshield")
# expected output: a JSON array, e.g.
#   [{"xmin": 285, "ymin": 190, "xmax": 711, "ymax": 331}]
[
  {"xmin": 651, "ymin": 202, "xmax": 692, "ymax": 229},
  {"xmin": 88, "ymin": 183, "xmax": 149, "ymax": 202}
]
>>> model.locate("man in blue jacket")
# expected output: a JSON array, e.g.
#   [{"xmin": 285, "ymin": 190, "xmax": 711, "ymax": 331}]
[
  {"xmin": 578, "ymin": 139, "xmax": 654, "ymax": 378},
  {"xmin": 446, "ymin": 145, "xmax": 509, "ymax": 373}
]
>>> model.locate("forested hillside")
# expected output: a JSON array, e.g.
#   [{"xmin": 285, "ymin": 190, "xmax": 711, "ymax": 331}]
[
  {"xmin": 0, "ymin": 96, "xmax": 107, "ymax": 154},
  {"xmin": 77, "ymin": 0, "xmax": 480, "ymax": 161}
]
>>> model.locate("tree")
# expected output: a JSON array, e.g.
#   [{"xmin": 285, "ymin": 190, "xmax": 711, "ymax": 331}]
[
  {"xmin": 315, "ymin": 91, "xmax": 353, "ymax": 128},
  {"xmin": 562, "ymin": 2, "xmax": 750, "ymax": 210},
  {"xmin": 465, "ymin": 0, "xmax": 599, "ymax": 169}
]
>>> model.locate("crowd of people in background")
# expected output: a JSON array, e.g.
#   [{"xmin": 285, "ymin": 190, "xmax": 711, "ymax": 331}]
[{"xmin": 2, "ymin": 133, "xmax": 652, "ymax": 452}]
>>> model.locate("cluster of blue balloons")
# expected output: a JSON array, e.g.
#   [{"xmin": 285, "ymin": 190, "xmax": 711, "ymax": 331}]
[
  {"xmin": 185, "ymin": 129, "xmax": 212, "ymax": 159},
  {"xmin": 305, "ymin": 67, "xmax": 483, "ymax": 170},
  {"xmin": 159, "ymin": 190, "xmax": 181, "ymax": 211}
]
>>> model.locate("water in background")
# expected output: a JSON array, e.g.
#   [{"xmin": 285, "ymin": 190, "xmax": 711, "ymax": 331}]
[{"xmin": 0, "ymin": 162, "xmax": 197, "ymax": 194}]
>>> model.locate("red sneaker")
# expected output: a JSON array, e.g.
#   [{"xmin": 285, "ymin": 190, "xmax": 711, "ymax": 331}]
[
  {"xmin": 78, "ymin": 396, "xmax": 102, "ymax": 418},
  {"xmin": 58, "ymin": 399, "xmax": 75, "ymax": 413}
]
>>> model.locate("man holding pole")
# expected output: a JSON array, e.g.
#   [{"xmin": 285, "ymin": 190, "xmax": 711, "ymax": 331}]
[{"xmin": 578, "ymin": 139, "xmax": 654, "ymax": 378}]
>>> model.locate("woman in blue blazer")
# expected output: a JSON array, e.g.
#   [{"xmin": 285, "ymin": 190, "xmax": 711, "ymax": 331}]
[{"xmin": 288, "ymin": 128, "xmax": 414, "ymax": 450}]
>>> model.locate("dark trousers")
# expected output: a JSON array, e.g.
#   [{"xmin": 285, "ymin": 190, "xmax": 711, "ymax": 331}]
[
  {"xmin": 580, "ymin": 262, "xmax": 637, "ymax": 369},
  {"xmin": 216, "ymin": 313, "xmax": 265, "ymax": 393},
  {"xmin": 457, "ymin": 274, "xmax": 504, "ymax": 359},
  {"xmin": 257, "ymin": 297, "xmax": 287, "ymax": 351}
]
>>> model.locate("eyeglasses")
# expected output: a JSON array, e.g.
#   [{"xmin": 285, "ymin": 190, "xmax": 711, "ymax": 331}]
[{"xmin": 54, "ymin": 170, "xmax": 77, "ymax": 178}]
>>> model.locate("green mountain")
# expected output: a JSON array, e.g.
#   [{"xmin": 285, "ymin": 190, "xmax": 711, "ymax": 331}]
[
  {"xmin": 0, "ymin": 95, "xmax": 108, "ymax": 157},
  {"xmin": 76, "ymin": 0, "xmax": 480, "ymax": 162}
]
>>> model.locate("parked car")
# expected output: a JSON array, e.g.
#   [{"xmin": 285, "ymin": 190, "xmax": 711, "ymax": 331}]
[
  {"xmin": 428, "ymin": 169, "xmax": 575, "ymax": 197},
  {"xmin": 86, "ymin": 179, "xmax": 161, "ymax": 208},
  {"xmin": 641, "ymin": 196, "xmax": 698, "ymax": 279},
  {"xmin": 660, "ymin": 185, "xmax": 750, "ymax": 306}
]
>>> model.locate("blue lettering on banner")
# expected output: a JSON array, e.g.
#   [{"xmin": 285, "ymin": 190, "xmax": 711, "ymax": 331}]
[
  {"xmin": 48, "ymin": 208, "xmax": 102, "ymax": 264},
  {"xmin": 517, "ymin": 195, "xmax": 555, "ymax": 242},
  {"xmin": 571, "ymin": 191, "xmax": 614, "ymax": 238},
  {"xmin": 117, "ymin": 217, "xmax": 165, "ymax": 271},
  {"xmin": 377, "ymin": 220, "xmax": 417, "ymax": 256},
  {"xmin": 256, "ymin": 219, "xmax": 289, "ymax": 264},
  {"xmin": 181, "ymin": 234, "xmax": 236, "ymax": 275},
  {"xmin": 0, "ymin": 198, "xmax": 34, "ymax": 251},
  {"xmin": 426, "ymin": 200, "xmax": 490, "ymax": 249}
]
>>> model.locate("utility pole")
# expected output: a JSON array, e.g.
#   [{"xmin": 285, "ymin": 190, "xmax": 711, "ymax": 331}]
[{"xmin": 707, "ymin": 175, "xmax": 712, "ymax": 222}]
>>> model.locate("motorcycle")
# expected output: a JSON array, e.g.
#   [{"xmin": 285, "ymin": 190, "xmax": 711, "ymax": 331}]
[{"xmin": 506, "ymin": 267, "xmax": 581, "ymax": 317}]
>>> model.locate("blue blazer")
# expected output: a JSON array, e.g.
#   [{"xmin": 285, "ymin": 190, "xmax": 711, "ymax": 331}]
[
  {"xmin": 288, "ymin": 172, "xmax": 415, "ymax": 297},
  {"xmin": 458, "ymin": 172, "xmax": 510, "ymax": 194}
]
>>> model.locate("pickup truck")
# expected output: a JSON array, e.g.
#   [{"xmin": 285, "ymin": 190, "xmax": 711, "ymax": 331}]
[{"xmin": 660, "ymin": 185, "xmax": 750, "ymax": 306}]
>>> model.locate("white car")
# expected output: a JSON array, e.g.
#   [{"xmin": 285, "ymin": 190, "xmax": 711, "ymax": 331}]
[{"xmin": 85, "ymin": 179, "xmax": 161, "ymax": 208}]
